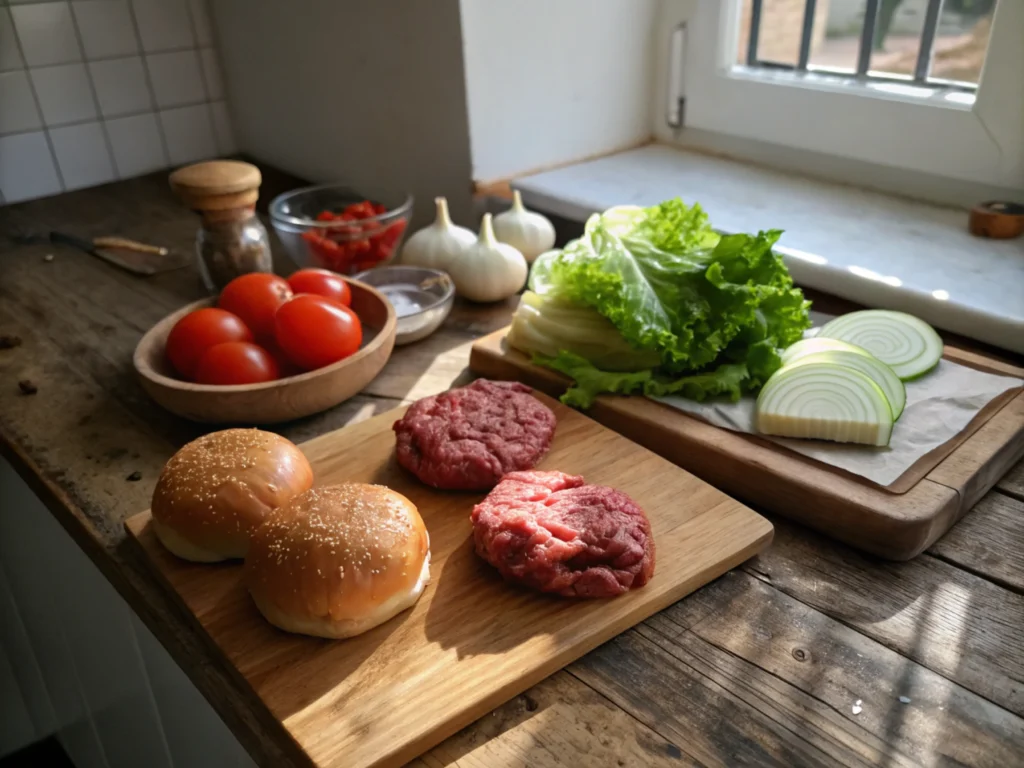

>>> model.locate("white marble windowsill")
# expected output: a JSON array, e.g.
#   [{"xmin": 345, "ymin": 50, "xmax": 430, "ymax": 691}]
[{"xmin": 514, "ymin": 144, "xmax": 1024, "ymax": 354}]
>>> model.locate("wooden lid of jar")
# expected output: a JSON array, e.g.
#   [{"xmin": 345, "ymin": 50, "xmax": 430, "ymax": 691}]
[{"xmin": 169, "ymin": 160, "xmax": 261, "ymax": 201}]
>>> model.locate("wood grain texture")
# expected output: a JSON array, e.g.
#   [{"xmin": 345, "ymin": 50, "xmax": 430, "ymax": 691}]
[
  {"xmin": 746, "ymin": 520, "xmax": 1024, "ymax": 718},
  {"xmin": 642, "ymin": 570, "xmax": 1024, "ymax": 767},
  {"xmin": 125, "ymin": 393, "xmax": 773, "ymax": 768},
  {"xmin": 4, "ymin": 165, "xmax": 1024, "ymax": 768},
  {"xmin": 416, "ymin": 671, "xmax": 689, "ymax": 768},
  {"xmin": 133, "ymin": 281, "xmax": 397, "ymax": 424},
  {"xmin": 929, "ymin": 492, "xmax": 1024, "ymax": 593},
  {"xmin": 470, "ymin": 329, "xmax": 1024, "ymax": 560},
  {"xmin": 996, "ymin": 460, "xmax": 1024, "ymax": 501},
  {"xmin": 571, "ymin": 629, "xmax": 872, "ymax": 767},
  {"xmin": 168, "ymin": 160, "xmax": 262, "ymax": 197}
]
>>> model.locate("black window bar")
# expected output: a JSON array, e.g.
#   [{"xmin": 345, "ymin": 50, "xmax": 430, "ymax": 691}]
[{"xmin": 745, "ymin": 0, "xmax": 973, "ymax": 90}]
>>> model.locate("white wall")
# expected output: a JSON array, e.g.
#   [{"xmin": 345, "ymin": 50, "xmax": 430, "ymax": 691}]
[
  {"xmin": 213, "ymin": 0, "xmax": 475, "ymax": 228},
  {"xmin": 459, "ymin": 0, "xmax": 658, "ymax": 182}
]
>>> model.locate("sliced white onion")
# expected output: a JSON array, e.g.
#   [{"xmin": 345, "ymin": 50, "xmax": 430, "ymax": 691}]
[
  {"xmin": 817, "ymin": 310, "xmax": 943, "ymax": 381},
  {"xmin": 756, "ymin": 362, "xmax": 894, "ymax": 446},
  {"xmin": 781, "ymin": 349, "xmax": 907, "ymax": 419},
  {"xmin": 780, "ymin": 337, "xmax": 867, "ymax": 366}
]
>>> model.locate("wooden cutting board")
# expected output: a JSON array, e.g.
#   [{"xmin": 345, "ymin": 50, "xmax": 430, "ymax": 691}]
[
  {"xmin": 124, "ymin": 393, "xmax": 772, "ymax": 768},
  {"xmin": 470, "ymin": 330, "xmax": 1024, "ymax": 561}
]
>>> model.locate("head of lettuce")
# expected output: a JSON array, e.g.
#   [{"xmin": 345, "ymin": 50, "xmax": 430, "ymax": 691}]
[{"xmin": 506, "ymin": 199, "xmax": 811, "ymax": 408}]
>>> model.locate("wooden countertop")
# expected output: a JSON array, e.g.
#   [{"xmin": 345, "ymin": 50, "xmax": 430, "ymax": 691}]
[{"xmin": 1, "ymin": 168, "xmax": 1023, "ymax": 767}]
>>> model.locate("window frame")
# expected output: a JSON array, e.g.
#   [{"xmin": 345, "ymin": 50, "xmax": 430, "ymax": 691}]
[{"xmin": 667, "ymin": 0, "xmax": 1023, "ymax": 190}]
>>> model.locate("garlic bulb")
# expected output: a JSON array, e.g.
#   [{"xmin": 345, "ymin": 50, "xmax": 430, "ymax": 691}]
[
  {"xmin": 400, "ymin": 197, "xmax": 476, "ymax": 270},
  {"xmin": 447, "ymin": 214, "xmax": 528, "ymax": 303},
  {"xmin": 491, "ymin": 190, "xmax": 556, "ymax": 263}
]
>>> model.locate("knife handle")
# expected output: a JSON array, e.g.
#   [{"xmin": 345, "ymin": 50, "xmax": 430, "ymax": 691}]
[{"xmin": 93, "ymin": 236, "xmax": 169, "ymax": 256}]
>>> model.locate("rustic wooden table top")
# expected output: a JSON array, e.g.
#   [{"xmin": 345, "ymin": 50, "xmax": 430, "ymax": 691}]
[{"xmin": 1, "ymin": 168, "xmax": 1022, "ymax": 768}]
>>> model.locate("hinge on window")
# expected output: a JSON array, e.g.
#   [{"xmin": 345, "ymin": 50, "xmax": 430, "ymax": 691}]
[{"xmin": 666, "ymin": 22, "xmax": 687, "ymax": 129}]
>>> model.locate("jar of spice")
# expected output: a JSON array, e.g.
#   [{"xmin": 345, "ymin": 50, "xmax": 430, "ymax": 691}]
[{"xmin": 169, "ymin": 161, "xmax": 273, "ymax": 291}]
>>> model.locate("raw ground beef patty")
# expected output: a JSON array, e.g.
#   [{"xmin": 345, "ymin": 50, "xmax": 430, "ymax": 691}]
[
  {"xmin": 472, "ymin": 470, "xmax": 655, "ymax": 598},
  {"xmin": 393, "ymin": 380, "xmax": 556, "ymax": 490}
]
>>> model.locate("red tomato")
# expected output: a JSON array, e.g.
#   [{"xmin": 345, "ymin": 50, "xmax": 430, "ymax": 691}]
[
  {"xmin": 349, "ymin": 238, "xmax": 371, "ymax": 257},
  {"xmin": 165, "ymin": 308, "xmax": 252, "ymax": 379},
  {"xmin": 260, "ymin": 337, "xmax": 303, "ymax": 378},
  {"xmin": 274, "ymin": 294, "xmax": 362, "ymax": 371},
  {"xmin": 344, "ymin": 201, "xmax": 375, "ymax": 219},
  {"xmin": 217, "ymin": 273, "xmax": 293, "ymax": 341},
  {"xmin": 287, "ymin": 268, "xmax": 352, "ymax": 306},
  {"xmin": 193, "ymin": 342, "xmax": 280, "ymax": 385}
]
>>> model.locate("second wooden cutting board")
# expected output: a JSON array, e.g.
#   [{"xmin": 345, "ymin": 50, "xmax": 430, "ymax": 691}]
[
  {"xmin": 469, "ymin": 330, "xmax": 1024, "ymax": 560},
  {"xmin": 125, "ymin": 392, "xmax": 772, "ymax": 768}
]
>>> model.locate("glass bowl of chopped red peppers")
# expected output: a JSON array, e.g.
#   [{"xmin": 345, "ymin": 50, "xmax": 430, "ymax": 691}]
[{"xmin": 269, "ymin": 184, "xmax": 412, "ymax": 275}]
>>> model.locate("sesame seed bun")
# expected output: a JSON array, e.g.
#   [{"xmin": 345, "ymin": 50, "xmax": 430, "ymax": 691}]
[
  {"xmin": 151, "ymin": 429, "xmax": 314, "ymax": 562},
  {"xmin": 245, "ymin": 483, "xmax": 430, "ymax": 639}
]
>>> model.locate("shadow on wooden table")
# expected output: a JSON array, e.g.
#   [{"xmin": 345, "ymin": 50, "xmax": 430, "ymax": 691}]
[{"xmin": 734, "ymin": 518, "xmax": 1020, "ymax": 766}]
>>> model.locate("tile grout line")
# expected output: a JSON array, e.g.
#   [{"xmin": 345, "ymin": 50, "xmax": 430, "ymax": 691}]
[
  {"xmin": 0, "ymin": 45, "xmax": 216, "ymax": 79},
  {"xmin": 0, "ymin": 99, "xmax": 221, "ymax": 139},
  {"xmin": 16, "ymin": 43, "xmax": 213, "ymax": 71},
  {"xmin": 5, "ymin": 0, "xmax": 66, "ymax": 191},
  {"xmin": 0, "ymin": 6, "xmax": 20, "ymax": 75},
  {"xmin": 4, "ymin": 0, "xmax": 227, "ymax": 194},
  {"xmin": 124, "ymin": 0, "xmax": 172, "ymax": 168},
  {"xmin": 65, "ymin": 0, "xmax": 119, "ymax": 182},
  {"xmin": 183, "ymin": 0, "xmax": 221, "ymax": 156}
]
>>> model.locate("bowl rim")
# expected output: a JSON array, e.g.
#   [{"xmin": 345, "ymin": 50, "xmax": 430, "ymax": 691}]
[
  {"xmin": 268, "ymin": 183, "xmax": 413, "ymax": 230},
  {"xmin": 133, "ymin": 277, "xmax": 397, "ymax": 395},
  {"xmin": 352, "ymin": 266, "xmax": 456, "ymax": 318}
]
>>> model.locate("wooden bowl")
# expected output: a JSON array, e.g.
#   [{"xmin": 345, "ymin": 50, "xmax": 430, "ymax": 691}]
[{"xmin": 134, "ymin": 279, "xmax": 396, "ymax": 424}]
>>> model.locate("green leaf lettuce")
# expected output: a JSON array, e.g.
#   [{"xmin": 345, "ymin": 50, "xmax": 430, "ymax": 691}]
[{"xmin": 519, "ymin": 198, "xmax": 810, "ymax": 407}]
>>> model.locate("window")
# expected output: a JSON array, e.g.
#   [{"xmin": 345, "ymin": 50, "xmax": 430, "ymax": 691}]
[
  {"xmin": 660, "ymin": 0, "xmax": 1023, "ymax": 192},
  {"xmin": 739, "ymin": 0, "xmax": 996, "ymax": 89}
]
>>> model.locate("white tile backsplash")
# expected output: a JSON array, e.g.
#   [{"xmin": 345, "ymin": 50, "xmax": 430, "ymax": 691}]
[
  {"xmin": 0, "ymin": 10, "xmax": 26, "ymax": 72},
  {"xmin": 132, "ymin": 0, "xmax": 193, "ymax": 52},
  {"xmin": 189, "ymin": 0, "xmax": 213, "ymax": 46},
  {"xmin": 49, "ymin": 121, "xmax": 115, "ymax": 189},
  {"xmin": 30, "ymin": 62, "xmax": 97, "ymax": 125},
  {"xmin": 199, "ymin": 47, "xmax": 222, "ymax": 99},
  {"xmin": 0, "ymin": 131, "xmax": 62, "ymax": 202},
  {"xmin": 106, "ymin": 112, "xmax": 166, "ymax": 176},
  {"xmin": 147, "ymin": 49, "xmax": 204, "ymax": 107},
  {"xmin": 11, "ymin": 1, "xmax": 82, "ymax": 66},
  {"xmin": 160, "ymin": 103, "xmax": 215, "ymax": 164},
  {"xmin": 73, "ymin": 0, "xmax": 139, "ymax": 59},
  {"xmin": 210, "ymin": 100, "xmax": 236, "ymax": 155},
  {"xmin": 0, "ymin": 70, "xmax": 41, "ymax": 133},
  {"xmin": 0, "ymin": 0, "xmax": 234, "ymax": 203},
  {"xmin": 90, "ymin": 56, "xmax": 150, "ymax": 116}
]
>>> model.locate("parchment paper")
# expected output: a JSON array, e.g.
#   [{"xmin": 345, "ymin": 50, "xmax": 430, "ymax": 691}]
[{"xmin": 652, "ymin": 357, "xmax": 1022, "ymax": 488}]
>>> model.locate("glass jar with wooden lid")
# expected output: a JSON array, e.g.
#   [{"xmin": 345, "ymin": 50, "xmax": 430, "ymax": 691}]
[{"xmin": 169, "ymin": 160, "xmax": 273, "ymax": 291}]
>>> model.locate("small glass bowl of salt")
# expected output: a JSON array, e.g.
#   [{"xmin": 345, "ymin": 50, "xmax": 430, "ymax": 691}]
[{"xmin": 352, "ymin": 266, "xmax": 455, "ymax": 346}]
